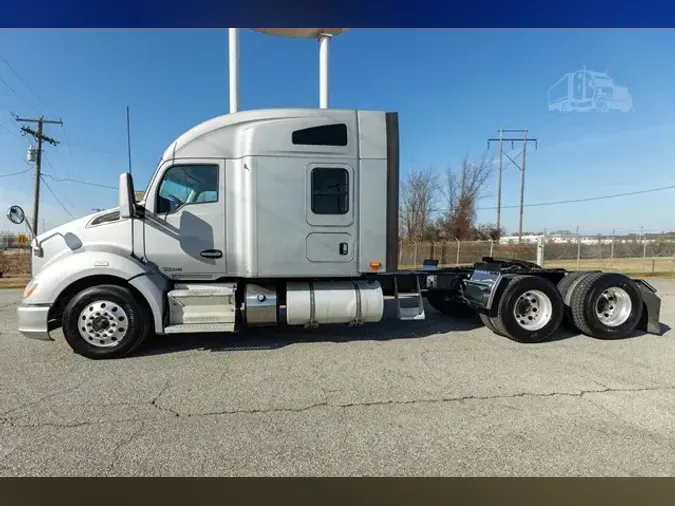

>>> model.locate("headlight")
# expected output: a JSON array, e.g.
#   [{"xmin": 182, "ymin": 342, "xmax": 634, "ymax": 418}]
[{"xmin": 23, "ymin": 279, "xmax": 38, "ymax": 299}]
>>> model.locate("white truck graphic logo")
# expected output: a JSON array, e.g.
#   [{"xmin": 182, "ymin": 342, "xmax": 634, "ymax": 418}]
[{"xmin": 548, "ymin": 67, "xmax": 633, "ymax": 113}]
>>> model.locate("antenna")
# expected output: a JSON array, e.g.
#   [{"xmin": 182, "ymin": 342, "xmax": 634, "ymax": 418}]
[
  {"xmin": 126, "ymin": 105, "xmax": 132, "ymax": 175},
  {"xmin": 228, "ymin": 28, "xmax": 349, "ymax": 113}
]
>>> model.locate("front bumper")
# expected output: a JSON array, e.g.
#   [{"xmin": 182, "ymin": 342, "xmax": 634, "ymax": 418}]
[{"xmin": 17, "ymin": 303, "xmax": 54, "ymax": 341}]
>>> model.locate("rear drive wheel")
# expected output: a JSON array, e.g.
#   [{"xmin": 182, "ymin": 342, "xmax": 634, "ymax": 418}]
[
  {"xmin": 426, "ymin": 291, "xmax": 473, "ymax": 319},
  {"xmin": 492, "ymin": 275, "xmax": 564, "ymax": 343},
  {"xmin": 556, "ymin": 271, "xmax": 590, "ymax": 330},
  {"xmin": 479, "ymin": 311, "xmax": 503, "ymax": 335},
  {"xmin": 62, "ymin": 284, "xmax": 150, "ymax": 360},
  {"xmin": 569, "ymin": 272, "xmax": 643, "ymax": 340}
]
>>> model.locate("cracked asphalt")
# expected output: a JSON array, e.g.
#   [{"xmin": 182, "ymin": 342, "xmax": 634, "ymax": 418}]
[{"xmin": 1, "ymin": 280, "xmax": 674, "ymax": 476}]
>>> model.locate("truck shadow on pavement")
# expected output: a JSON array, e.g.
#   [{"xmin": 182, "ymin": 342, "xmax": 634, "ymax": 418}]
[{"xmin": 133, "ymin": 300, "xmax": 666, "ymax": 358}]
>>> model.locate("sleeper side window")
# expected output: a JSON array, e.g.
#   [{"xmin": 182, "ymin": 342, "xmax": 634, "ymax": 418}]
[
  {"xmin": 156, "ymin": 164, "xmax": 219, "ymax": 214},
  {"xmin": 292, "ymin": 124, "xmax": 348, "ymax": 147},
  {"xmin": 311, "ymin": 168, "xmax": 349, "ymax": 215}
]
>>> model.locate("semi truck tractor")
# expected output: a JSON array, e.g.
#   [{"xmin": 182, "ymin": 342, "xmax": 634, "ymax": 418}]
[{"xmin": 6, "ymin": 108, "xmax": 663, "ymax": 359}]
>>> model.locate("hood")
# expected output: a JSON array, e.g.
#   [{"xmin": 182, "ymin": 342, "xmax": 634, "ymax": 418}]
[{"xmin": 31, "ymin": 207, "xmax": 132, "ymax": 277}]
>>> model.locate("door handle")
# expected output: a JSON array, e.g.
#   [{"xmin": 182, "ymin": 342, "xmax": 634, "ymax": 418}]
[
  {"xmin": 200, "ymin": 249, "xmax": 223, "ymax": 259},
  {"xmin": 339, "ymin": 242, "xmax": 348, "ymax": 255}
]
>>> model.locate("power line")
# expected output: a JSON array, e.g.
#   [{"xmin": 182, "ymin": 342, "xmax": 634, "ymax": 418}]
[
  {"xmin": 42, "ymin": 173, "xmax": 117, "ymax": 190},
  {"xmin": 0, "ymin": 74, "xmax": 38, "ymax": 116},
  {"xmin": 40, "ymin": 175, "xmax": 74, "ymax": 219},
  {"xmin": 44, "ymin": 153, "xmax": 70, "ymax": 179},
  {"xmin": 0, "ymin": 168, "xmax": 31, "ymax": 178},
  {"xmin": 475, "ymin": 184, "xmax": 675, "ymax": 211},
  {"xmin": 0, "ymin": 54, "xmax": 83, "ymax": 180},
  {"xmin": 58, "ymin": 124, "xmax": 79, "ymax": 178},
  {"xmin": 0, "ymin": 122, "xmax": 21, "ymax": 139},
  {"xmin": 58, "ymin": 142, "xmax": 125, "ymax": 157},
  {"xmin": 0, "ymin": 74, "xmax": 18, "ymax": 95},
  {"xmin": 0, "ymin": 55, "xmax": 51, "ymax": 113}
]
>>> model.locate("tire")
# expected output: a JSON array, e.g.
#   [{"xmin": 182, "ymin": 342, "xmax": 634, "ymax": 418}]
[
  {"xmin": 556, "ymin": 271, "xmax": 590, "ymax": 330},
  {"xmin": 492, "ymin": 275, "xmax": 564, "ymax": 343},
  {"xmin": 478, "ymin": 276, "xmax": 515, "ymax": 337},
  {"xmin": 569, "ymin": 272, "xmax": 643, "ymax": 340},
  {"xmin": 61, "ymin": 284, "xmax": 151, "ymax": 360},
  {"xmin": 426, "ymin": 292, "xmax": 473, "ymax": 319},
  {"xmin": 479, "ymin": 311, "xmax": 505, "ymax": 336}
]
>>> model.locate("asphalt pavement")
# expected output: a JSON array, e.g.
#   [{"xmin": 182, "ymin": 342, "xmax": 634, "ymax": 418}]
[{"xmin": 1, "ymin": 281, "xmax": 674, "ymax": 476}]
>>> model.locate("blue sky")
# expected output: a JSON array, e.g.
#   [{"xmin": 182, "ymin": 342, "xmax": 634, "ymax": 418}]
[{"xmin": 0, "ymin": 28, "xmax": 674, "ymax": 236}]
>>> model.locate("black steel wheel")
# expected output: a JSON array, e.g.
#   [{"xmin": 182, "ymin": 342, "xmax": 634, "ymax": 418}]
[
  {"xmin": 569, "ymin": 272, "xmax": 643, "ymax": 340},
  {"xmin": 426, "ymin": 291, "xmax": 474, "ymax": 319},
  {"xmin": 62, "ymin": 284, "xmax": 151, "ymax": 360},
  {"xmin": 491, "ymin": 275, "xmax": 565, "ymax": 343}
]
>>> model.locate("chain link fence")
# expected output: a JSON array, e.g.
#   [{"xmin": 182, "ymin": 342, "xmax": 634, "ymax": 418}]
[
  {"xmin": 540, "ymin": 235, "xmax": 675, "ymax": 274},
  {"xmin": 399, "ymin": 240, "xmax": 536, "ymax": 268},
  {"xmin": 400, "ymin": 233, "xmax": 675, "ymax": 275}
]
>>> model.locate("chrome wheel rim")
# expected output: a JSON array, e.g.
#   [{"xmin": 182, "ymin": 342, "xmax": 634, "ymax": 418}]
[
  {"xmin": 78, "ymin": 300, "xmax": 128, "ymax": 348},
  {"xmin": 595, "ymin": 287, "xmax": 632, "ymax": 327},
  {"xmin": 513, "ymin": 289, "xmax": 552, "ymax": 331}
]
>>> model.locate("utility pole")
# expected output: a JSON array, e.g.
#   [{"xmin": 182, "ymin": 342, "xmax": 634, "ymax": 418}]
[
  {"xmin": 488, "ymin": 129, "xmax": 537, "ymax": 243},
  {"xmin": 16, "ymin": 116, "xmax": 63, "ymax": 237},
  {"xmin": 489, "ymin": 129, "xmax": 504, "ymax": 237},
  {"xmin": 519, "ymin": 130, "xmax": 529, "ymax": 243}
]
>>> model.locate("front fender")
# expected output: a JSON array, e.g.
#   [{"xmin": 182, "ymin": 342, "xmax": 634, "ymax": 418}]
[{"xmin": 23, "ymin": 251, "xmax": 170, "ymax": 334}]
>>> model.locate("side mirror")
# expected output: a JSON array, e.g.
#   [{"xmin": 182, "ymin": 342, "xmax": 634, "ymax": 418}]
[
  {"xmin": 7, "ymin": 205, "xmax": 25, "ymax": 225},
  {"xmin": 119, "ymin": 173, "xmax": 135, "ymax": 219},
  {"xmin": 6, "ymin": 205, "xmax": 37, "ymax": 242}
]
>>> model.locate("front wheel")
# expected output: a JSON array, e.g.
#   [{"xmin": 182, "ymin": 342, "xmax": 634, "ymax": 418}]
[
  {"xmin": 490, "ymin": 275, "xmax": 565, "ymax": 343},
  {"xmin": 62, "ymin": 284, "xmax": 151, "ymax": 359}
]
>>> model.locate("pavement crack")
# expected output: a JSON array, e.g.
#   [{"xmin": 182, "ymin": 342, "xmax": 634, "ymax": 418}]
[
  {"xmin": 181, "ymin": 400, "xmax": 331, "ymax": 418},
  {"xmin": 107, "ymin": 421, "xmax": 145, "ymax": 474},
  {"xmin": 5, "ymin": 385, "xmax": 672, "ymax": 427},
  {"xmin": 150, "ymin": 383, "xmax": 180, "ymax": 417},
  {"xmin": 2, "ymin": 417, "xmax": 150, "ymax": 429},
  {"xmin": 165, "ymin": 385, "xmax": 675, "ymax": 419},
  {"xmin": 0, "ymin": 386, "xmax": 81, "ymax": 418}
]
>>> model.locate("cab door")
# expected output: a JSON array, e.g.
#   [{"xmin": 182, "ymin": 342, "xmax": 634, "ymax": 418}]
[{"xmin": 143, "ymin": 159, "xmax": 226, "ymax": 280}]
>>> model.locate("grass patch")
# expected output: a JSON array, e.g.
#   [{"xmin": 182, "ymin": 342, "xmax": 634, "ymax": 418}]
[{"xmin": 0, "ymin": 276, "xmax": 29, "ymax": 289}]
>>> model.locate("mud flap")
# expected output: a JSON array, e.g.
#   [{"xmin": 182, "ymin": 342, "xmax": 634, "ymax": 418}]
[{"xmin": 635, "ymin": 280, "xmax": 663, "ymax": 335}]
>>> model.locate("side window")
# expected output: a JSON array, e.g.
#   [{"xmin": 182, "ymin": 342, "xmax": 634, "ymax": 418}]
[
  {"xmin": 292, "ymin": 124, "xmax": 348, "ymax": 147},
  {"xmin": 156, "ymin": 164, "xmax": 218, "ymax": 214},
  {"xmin": 311, "ymin": 168, "xmax": 349, "ymax": 215}
]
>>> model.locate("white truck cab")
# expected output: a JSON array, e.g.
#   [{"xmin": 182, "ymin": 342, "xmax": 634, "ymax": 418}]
[
  {"xmin": 8, "ymin": 108, "xmax": 402, "ymax": 359},
  {"xmin": 7, "ymin": 108, "xmax": 663, "ymax": 360}
]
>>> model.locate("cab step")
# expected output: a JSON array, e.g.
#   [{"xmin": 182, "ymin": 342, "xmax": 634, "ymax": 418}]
[
  {"xmin": 164, "ymin": 322, "xmax": 235, "ymax": 334},
  {"xmin": 167, "ymin": 283, "xmax": 237, "ymax": 329},
  {"xmin": 394, "ymin": 276, "xmax": 426, "ymax": 321}
]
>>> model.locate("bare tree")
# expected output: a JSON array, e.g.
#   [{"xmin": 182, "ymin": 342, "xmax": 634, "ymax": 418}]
[
  {"xmin": 439, "ymin": 153, "xmax": 494, "ymax": 240},
  {"xmin": 399, "ymin": 168, "xmax": 440, "ymax": 241}
]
